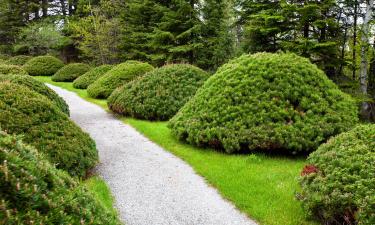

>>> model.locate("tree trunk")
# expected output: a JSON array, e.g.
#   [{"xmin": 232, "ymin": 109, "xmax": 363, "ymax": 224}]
[
  {"xmin": 359, "ymin": 0, "xmax": 374, "ymax": 117},
  {"xmin": 338, "ymin": 25, "xmax": 348, "ymax": 76},
  {"xmin": 352, "ymin": 0, "xmax": 358, "ymax": 79}
]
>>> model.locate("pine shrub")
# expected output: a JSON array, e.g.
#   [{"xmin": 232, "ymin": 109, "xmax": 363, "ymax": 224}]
[
  {"xmin": 0, "ymin": 131, "xmax": 121, "ymax": 225},
  {"xmin": 5, "ymin": 55, "xmax": 32, "ymax": 65},
  {"xmin": 0, "ymin": 64, "xmax": 28, "ymax": 75},
  {"xmin": 108, "ymin": 64, "xmax": 210, "ymax": 120},
  {"xmin": 73, "ymin": 64, "xmax": 114, "ymax": 89},
  {"xmin": 0, "ymin": 74, "xmax": 69, "ymax": 115},
  {"xmin": 23, "ymin": 55, "xmax": 64, "ymax": 76},
  {"xmin": 299, "ymin": 124, "xmax": 375, "ymax": 224},
  {"xmin": 168, "ymin": 53, "xmax": 358, "ymax": 153},
  {"xmin": 0, "ymin": 82, "xmax": 98, "ymax": 177},
  {"xmin": 87, "ymin": 61, "xmax": 154, "ymax": 99},
  {"xmin": 52, "ymin": 63, "xmax": 91, "ymax": 82}
]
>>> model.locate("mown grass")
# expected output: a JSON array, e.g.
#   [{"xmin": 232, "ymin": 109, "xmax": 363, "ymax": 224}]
[{"xmin": 35, "ymin": 76, "xmax": 316, "ymax": 225}]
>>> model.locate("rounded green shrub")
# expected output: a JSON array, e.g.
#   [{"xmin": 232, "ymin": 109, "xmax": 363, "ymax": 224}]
[
  {"xmin": 73, "ymin": 64, "xmax": 114, "ymax": 89},
  {"xmin": 299, "ymin": 124, "xmax": 375, "ymax": 224},
  {"xmin": 0, "ymin": 64, "xmax": 28, "ymax": 75},
  {"xmin": 0, "ymin": 74, "xmax": 69, "ymax": 115},
  {"xmin": 0, "ymin": 131, "xmax": 121, "ymax": 225},
  {"xmin": 108, "ymin": 64, "xmax": 210, "ymax": 120},
  {"xmin": 168, "ymin": 53, "xmax": 358, "ymax": 153},
  {"xmin": 23, "ymin": 55, "xmax": 64, "ymax": 76},
  {"xmin": 0, "ymin": 82, "xmax": 98, "ymax": 177},
  {"xmin": 0, "ymin": 53, "xmax": 10, "ymax": 60},
  {"xmin": 52, "ymin": 63, "xmax": 91, "ymax": 82},
  {"xmin": 87, "ymin": 61, "xmax": 154, "ymax": 99},
  {"xmin": 5, "ymin": 55, "xmax": 32, "ymax": 65}
]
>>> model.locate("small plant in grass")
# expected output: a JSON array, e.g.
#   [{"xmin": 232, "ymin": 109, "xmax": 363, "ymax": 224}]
[
  {"xmin": 73, "ymin": 64, "xmax": 114, "ymax": 89},
  {"xmin": 108, "ymin": 64, "xmax": 210, "ymax": 120},
  {"xmin": 23, "ymin": 55, "xmax": 64, "ymax": 76},
  {"xmin": 169, "ymin": 52, "xmax": 358, "ymax": 154},
  {"xmin": 5, "ymin": 55, "xmax": 32, "ymax": 65},
  {"xmin": 0, "ymin": 131, "xmax": 121, "ymax": 224},
  {"xmin": 87, "ymin": 61, "xmax": 153, "ymax": 99},
  {"xmin": 52, "ymin": 63, "xmax": 91, "ymax": 82},
  {"xmin": 0, "ymin": 82, "xmax": 98, "ymax": 177},
  {"xmin": 0, "ymin": 64, "xmax": 28, "ymax": 75},
  {"xmin": 0, "ymin": 74, "xmax": 69, "ymax": 114},
  {"xmin": 299, "ymin": 124, "xmax": 375, "ymax": 225}
]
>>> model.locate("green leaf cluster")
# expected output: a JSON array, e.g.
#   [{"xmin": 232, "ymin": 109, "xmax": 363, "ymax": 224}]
[
  {"xmin": 73, "ymin": 64, "xmax": 114, "ymax": 89},
  {"xmin": 0, "ymin": 82, "xmax": 98, "ymax": 177},
  {"xmin": 0, "ymin": 131, "xmax": 120, "ymax": 224},
  {"xmin": 87, "ymin": 61, "xmax": 154, "ymax": 99},
  {"xmin": 23, "ymin": 55, "xmax": 64, "ymax": 76},
  {"xmin": 52, "ymin": 63, "xmax": 91, "ymax": 82},
  {"xmin": 5, "ymin": 55, "xmax": 32, "ymax": 66},
  {"xmin": 0, "ymin": 74, "xmax": 69, "ymax": 115},
  {"xmin": 0, "ymin": 64, "xmax": 28, "ymax": 75},
  {"xmin": 299, "ymin": 124, "xmax": 375, "ymax": 224},
  {"xmin": 168, "ymin": 52, "xmax": 359, "ymax": 153},
  {"xmin": 108, "ymin": 64, "xmax": 210, "ymax": 120}
]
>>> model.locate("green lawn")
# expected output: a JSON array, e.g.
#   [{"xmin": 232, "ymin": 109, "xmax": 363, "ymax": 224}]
[{"xmin": 35, "ymin": 76, "xmax": 316, "ymax": 225}]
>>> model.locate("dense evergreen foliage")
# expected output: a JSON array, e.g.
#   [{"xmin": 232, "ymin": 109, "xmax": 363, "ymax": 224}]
[
  {"xmin": 108, "ymin": 64, "xmax": 210, "ymax": 120},
  {"xmin": 0, "ymin": 131, "xmax": 121, "ymax": 225},
  {"xmin": 0, "ymin": 82, "xmax": 98, "ymax": 177},
  {"xmin": 73, "ymin": 64, "xmax": 114, "ymax": 89},
  {"xmin": 52, "ymin": 63, "xmax": 91, "ymax": 82},
  {"xmin": 299, "ymin": 124, "xmax": 375, "ymax": 224},
  {"xmin": 23, "ymin": 55, "xmax": 64, "ymax": 76},
  {"xmin": 5, "ymin": 55, "xmax": 32, "ymax": 65},
  {"xmin": 0, "ymin": 74, "xmax": 69, "ymax": 114},
  {"xmin": 0, "ymin": 64, "xmax": 28, "ymax": 75},
  {"xmin": 87, "ymin": 61, "xmax": 153, "ymax": 99},
  {"xmin": 169, "ymin": 53, "xmax": 358, "ymax": 153}
]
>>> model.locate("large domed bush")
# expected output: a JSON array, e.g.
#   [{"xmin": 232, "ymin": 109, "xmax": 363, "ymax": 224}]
[
  {"xmin": 5, "ymin": 55, "xmax": 32, "ymax": 65},
  {"xmin": 87, "ymin": 61, "xmax": 154, "ymax": 99},
  {"xmin": 0, "ymin": 74, "xmax": 69, "ymax": 115},
  {"xmin": 23, "ymin": 55, "xmax": 64, "ymax": 76},
  {"xmin": 299, "ymin": 124, "xmax": 375, "ymax": 224},
  {"xmin": 0, "ymin": 131, "xmax": 121, "ymax": 224},
  {"xmin": 52, "ymin": 63, "xmax": 91, "ymax": 82},
  {"xmin": 0, "ymin": 64, "xmax": 28, "ymax": 75},
  {"xmin": 0, "ymin": 82, "xmax": 98, "ymax": 177},
  {"xmin": 108, "ymin": 64, "xmax": 210, "ymax": 120},
  {"xmin": 169, "ymin": 53, "xmax": 358, "ymax": 153},
  {"xmin": 73, "ymin": 64, "xmax": 114, "ymax": 89}
]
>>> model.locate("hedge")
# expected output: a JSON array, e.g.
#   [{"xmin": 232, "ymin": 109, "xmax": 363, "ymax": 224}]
[
  {"xmin": 0, "ymin": 82, "xmax": 98, "ymax": 177},
  {"xmin": 23, "ymin": 55, "xmax": 64, "ymax": 76},
  {"xmin": 0, "ymin": 131, "xmax": 121, "ymax": 225},
  {"xmin": 73, "ymin": 64, "xmax": 114, "ymax": 89},
  {"xmin": 87, "ymin": 61, "xmax": 154, "ymax": 99},
  {"xmin": 0, "ymin": 64, "xmax": 28, "ymax": 75},
  {"xmin": 299, "ymin": 124, "xmax": 375, "ymax": 224},
  {"xmin": 0, "ymin": 74, "xmax": 69, "ymax": 115},
  {"xmin": 168, "ymin": 52, "xmax": 359, "ymax": 153},
  {"xmin": 52, "ymin": 63, "xmax": 91, "ymax": 82},
  {"xmin": 6, "ymin": 55, "xmax": 32, "ymax": 66},
  {"xmin": 108, "ymin": 64, "xmax": 210, "ymax": 120}
]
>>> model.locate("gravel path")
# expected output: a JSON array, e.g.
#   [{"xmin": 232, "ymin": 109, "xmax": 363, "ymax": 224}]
[{"xmin": 48, "ymin": 84, "xmax": 257, "ymax": 225}]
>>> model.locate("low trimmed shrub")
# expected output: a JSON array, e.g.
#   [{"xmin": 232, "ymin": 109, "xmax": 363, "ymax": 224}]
[
  {"xmin": 0, "ymin": 82, "xmax": 98, "ymax": 177},
  {"xmin": 52, "ymin": 63, "xmax": 91, "ymax": 82},
  {"xmin": 23, "ymin": 55, "xmax": 64, "ymax": 76},
  {"xmin": 108, "ymin": 64, "xmax": 210, "ymax": 120},
  {"xmin": 6, "ymin": 55, "xmax": 32, "ymax": 65},
  {"xmin": 299, "ymin": 124, "xmax": 375, "ymax": 224},
  {"xmin": 0, "ymin": 74, "xmax": 69, "ymax": 115},
  {"xmin": 0, "ymin": 64, "xmax": 28, "ymax": 75},
  {"xmin": 0, "ymin": 131, "xmax": 121, "ymax": 224},
  {"xmin": 168, "ymin": 53, "xmax": 358, "ymax": 153},
  {"xmin": 73, "ymin": 64, "xmax": 114, "ymax": 89},
  {"xmin": 87, "ymin": 61, "xmax": 154, "ymax": 99}
]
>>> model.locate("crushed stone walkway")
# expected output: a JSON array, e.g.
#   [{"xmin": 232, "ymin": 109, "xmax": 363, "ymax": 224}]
[{"xmin": 48, "ymin": 84, "xmax": 257, "ymax": 225}]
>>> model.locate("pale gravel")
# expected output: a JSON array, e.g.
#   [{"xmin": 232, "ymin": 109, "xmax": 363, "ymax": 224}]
[{"xmin": 48, "ymin": 84, "xmax": 258, "ymax": 225}]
